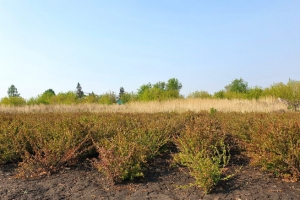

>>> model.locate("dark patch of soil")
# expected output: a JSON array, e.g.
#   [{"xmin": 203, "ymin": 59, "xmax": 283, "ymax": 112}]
[{"xmin": 1, "ymin": 151, "xmax": 300, "ymax": 200}]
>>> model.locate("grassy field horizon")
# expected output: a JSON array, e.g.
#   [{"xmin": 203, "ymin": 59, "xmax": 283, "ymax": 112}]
[{"xmin": 0, "ymin": 97, "xmax": 287, "ymax": 113}]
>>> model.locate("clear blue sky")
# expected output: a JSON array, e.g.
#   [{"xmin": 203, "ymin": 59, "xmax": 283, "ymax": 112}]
[{"xmin": 0, "ymin": 1, "xmax": 299, "ymax": 99}]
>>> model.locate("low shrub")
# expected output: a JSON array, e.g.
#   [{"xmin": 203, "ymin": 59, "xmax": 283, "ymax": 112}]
[
  {"xmin": 173, "ymin": 115, "xmax": 230, "ymax": 193},
  {"xmin": 92, "ymin": 132, "xmax": 148, "ymax": 182},
  {"xmin": 90, "ymin": 113, "xmax": 180, "ymax": 182},
  {"xmin": 210, "ymin": 107, "xmax": 217, "ymax": 114},
  {"xmin": 248, "ymin": 115, "xmax": 300, "ymax": 179},
  {"xmin": 0, "ymin": 114, "xmax": 24, "ymax": 164},
  {"xmin": 16, "ymin": 114, "xmax": 92, "ymax": 178}
]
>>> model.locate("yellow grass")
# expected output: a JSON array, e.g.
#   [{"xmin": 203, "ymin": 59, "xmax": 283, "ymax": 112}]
[{"xmin": 0, "ymin": 97, "xmax": 287, "ymax": 113}]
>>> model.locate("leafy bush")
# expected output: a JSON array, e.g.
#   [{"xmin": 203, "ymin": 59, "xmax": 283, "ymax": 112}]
[
  {"xmin": 248, "ymin": 115, "xmax": 300, "ymax": 179},
  {"xmin": 0, "ymin": 114, "xmax": 24, "ymax": 164},
  {"xmin": 265, "ymin": 81, "xmax": 300, "ymax": 100},
  {"xmin": 92, "ymin": 132, "xmax": 148, "ymax": 182},
  {"xmin": 247, "ymin": 87, "xmax": 264, "ymax": 100},
  {"xmin": 175, "ymin": 145, "xmax": 229, "ymax": 193},
  {"xmin": 98, "ymin": 92, "xmax": 117, "ymax": 105},
  {"xmin": 34, "ymin": 89, "xmax": 56, "ymax": 105},
  {"xmin": 50, "ymin": 92, "xmax": 77, "ymax": 104},
  {"xmin": 137, "ymin": 78, "xmax": 182, "ymax": 102},
  {"xmin": 187, "ymin": 90, "xmax": 212, "ymax": 99},
  {"xmin": 0, "ymin": 97, "xmax": 27, "ymax": 106},
  {"xmin": 120, "ymin": 92, "xmax": 138, "ymax": 104},
  {"xmin": 26, "ymin": 97, "xmax": 38, "ymax": 105},
  {"xmin": 90, "ymin": 113, "xmax": 180, "ymax": 182},
  {"xmin": 173, "ymin": 115, "xmax": 230, "ymax": 193},
  {"xmin": 16, "ymin": 114, "xmax": 92, "ymax": 178},
  {"xmin": 82, "ymin": 93, "xmax": 99, "ymax": 103},
  {"xmin": 138, "ymin": 88, "xmax": 181, "ymax": 102},
  {"xmin": 210, "ymin": 107, "xmax": 217, "ymax": 114},
  {"xmin": 213, "ymin": 90, "xmax": 225, "ymax": 99}
]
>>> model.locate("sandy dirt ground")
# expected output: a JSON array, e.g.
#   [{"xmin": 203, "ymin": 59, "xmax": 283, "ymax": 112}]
[{"xmin": 1, "ymin": 152, "xmax": 300, "ymax": 200}]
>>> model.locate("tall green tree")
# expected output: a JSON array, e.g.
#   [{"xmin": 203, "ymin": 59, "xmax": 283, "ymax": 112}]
[
  {"xmin": 166, "ymin": 78, "xmax": 182, "ymax": 92},
  {"xmin": 43, "ymin": 89, "xmax": 55, "ymax": 96},
  {"xmin": 76, "ymin": 83, "xmax": 84, "ymax": 98},
  {"xmin": 153, "ymin": 81, "xmax": 166, "ymax": 90},
  {"xmin": 119, "ymin": 87, "xmax": 125, "ymax": 97},
  {"xmin": 7, "ymin": 85, "xmax": 20, "ymax": 97},
  {"xmin": 137, "ymin": 79, "xmax": 183, "ymax": 101},
  {"xmin": 225, "ymin": 78, "xmax": 248, "ymax": 93},
  {"xmin": 137, "ymin": 83, "xmax": 152, "ymax": 96},
  {"xmin": 36, "ymin": 89, "xmax": 56, "ymax": 104}
]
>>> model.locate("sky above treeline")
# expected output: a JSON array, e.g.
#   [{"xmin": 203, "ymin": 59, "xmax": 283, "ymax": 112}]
[{"xmin": 0, "ymin": 1, "xmax": 299, "ymax": 99}]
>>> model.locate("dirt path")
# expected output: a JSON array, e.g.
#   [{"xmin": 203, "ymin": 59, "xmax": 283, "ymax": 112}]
[{"xmin": 1, "ymin": 154, "xmax": 300, "ymax": 200}]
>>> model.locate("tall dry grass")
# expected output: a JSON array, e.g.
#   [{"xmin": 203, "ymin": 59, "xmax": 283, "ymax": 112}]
[{"xmin": 0, "ymin": 97, "xmax": 287, "ymax": 113}]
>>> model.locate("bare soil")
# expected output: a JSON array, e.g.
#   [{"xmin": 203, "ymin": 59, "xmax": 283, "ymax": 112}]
[{"xmin": 1, "ymin": 152, "xmax": 300, "ymax": 200}]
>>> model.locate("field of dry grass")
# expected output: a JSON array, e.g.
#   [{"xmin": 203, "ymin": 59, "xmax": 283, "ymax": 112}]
[{"xmin": 0, "ymin": 97, "xmax": 287, "ymax": 113}]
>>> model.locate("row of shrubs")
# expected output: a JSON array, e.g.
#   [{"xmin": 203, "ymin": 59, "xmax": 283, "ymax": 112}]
[
  {"xmin": 189, "ymin": 79, "xmax": 300, "ymax": 101},
  {"xmin": 0, "ymin": 112, "xmax": 299, "ymax": 193}
]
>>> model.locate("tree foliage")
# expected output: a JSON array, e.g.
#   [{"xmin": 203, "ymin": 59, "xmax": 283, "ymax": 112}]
[
  {"xmin": 187, "ymin": 90, "xmax": 212, "ymax": 99},
  {"xmin": 225, "ymin": 78, "xmax": 248, "ymax": 93},
  {"xmin": 0, "ymin": 97, "xmax": 26, "ymax": 106},
  {"xmin": 38, "ymin": 89, "xmax": 56, "ymax": 105},
  {"xmin": 119, "ymin": 87, "xmax": 125, "ymax": 97},
  {"xmin": 98, "ymin": 91, "xmax": 117, "ymax": 105},
  {"xmin": 153, "ymin": 81, "xmax": 166, "ymax": 90},
  {"xmin": 136, "ymin": 78, "xmax": 182, "ymax": 101},
  {"xmin": 120, "ymin": 92, "xmax": 137, "ymax": 104},
  {"xmin": 247, "ymin": 86, "xmax": 263, "ymax": 100},
  {"xmin": 263, "ymin": 79, "xmax": 300, "ymax": 100},
  {"xmin": 214, "ymin": 90, "xmax": 225, "ymax": 99},
  {"xmin": 2, "ymin": 77, "xmax": 300, "ymax": 107},
  {"xmin": 7, "ymin": 85, "xmax": 20, "ymax": 97},
  {"xmin": 166, "ymin": 78, "xmax": 182, "ymax": 92},
  {"xmin": 51, "ymin": 92, "xmax": 77, "ymax": 104},
  {"xmin": 83, "ymin": 92, "xmax": 99, "ymax": 104},
  {"xmin": 76, "ymin": 83, "xmax": 84, "ymax": 99},
  {"xmin": 43, "ymin": 89, "xmax": 56, "ymax": 96},
  {"xmin": 137, "ymin": 83, "xmax": 152, "ymax": 96}
]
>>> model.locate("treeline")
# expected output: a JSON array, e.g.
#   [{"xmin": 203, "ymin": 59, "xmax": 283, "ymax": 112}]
[
  {"xmin": 188, "ymin": 78, "xmax": 300, "ymax": 100},
  {"xmin": 1, "ymin": 78, "xmax": 300, "ymax": 107},
  {"xmin": 0, "ymin": 78, "xmax": 183, "ymax": 106}
]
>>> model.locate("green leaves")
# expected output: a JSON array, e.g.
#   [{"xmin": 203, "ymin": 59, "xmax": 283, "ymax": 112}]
[
  {"xmin": 173, "ymin": 115, "xmax": 230, "ymax": 193},
  {"xmin": 137, "ymin": 78, "xmax": 183, "ymax": 101},
  {"xmin": 7, "ymin": 85, "xmax": 20, "ymax": 97},
  {"xmin": 225, "ymin": 78, "xmax": 249, "ymax": 93}
]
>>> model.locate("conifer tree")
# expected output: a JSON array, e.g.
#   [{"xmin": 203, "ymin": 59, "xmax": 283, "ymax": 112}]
[
  {"xmin": 7, "ymin": 85, "xmax": 20, "ymax": 97},
  {"xmin": 76, "ymin": 82, "xmax": 84, "ymax": 98}
]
